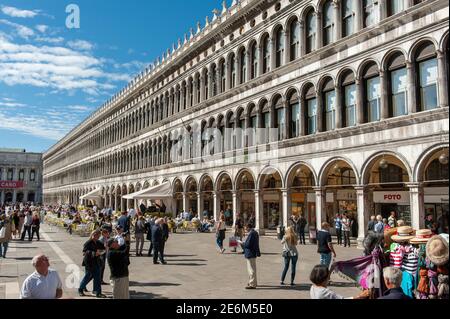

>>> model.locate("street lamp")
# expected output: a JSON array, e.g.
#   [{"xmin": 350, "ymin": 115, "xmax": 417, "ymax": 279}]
[
  {"xmin": 379, "ymin": 158, "xmax": 389, "ymax": 169},
  {"xmin": 439, "ymin": 153, "xmax": 449, "ymax": 165}
]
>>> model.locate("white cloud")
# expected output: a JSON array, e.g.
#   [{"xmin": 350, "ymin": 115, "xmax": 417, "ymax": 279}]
[
  {"xmin": 1, "ymin": 6, "xmax": 39, "ymax": 18},
  {"xmin": 67, "ymin": 39, "xmax": 94, "ymax": 51},
  {"xmin": 0, "ymin": 19, "xmax": 34, "ymax": 39},
  {"xmin": 0, "ymin": 36, "xmax": 129, "ymax": 95},
  {"xmin": 67, "ymin": 105, "xmax": 92, "ymax": 111},
  {"xmin": 35, "ymin": 25, "xmax": 48, "ymax": 33},
  {"xmin": 35, "ymin": 36, "xmax": 65, "ymax": 44},
  {"xmin": 0, "ymin": 109, "xmax": 72, "ymax": 140},
  {"xmin": 0, "ymin": 101, "xmax": 26, "ymax": 107}
]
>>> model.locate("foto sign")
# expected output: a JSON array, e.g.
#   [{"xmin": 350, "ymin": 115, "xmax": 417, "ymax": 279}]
[
  {"xmin": 0, "ymin": 181, "xmax": 24, "ymax": 189},
  {"xmin": 373, "ymin": 191, "xmax": 410, "ymax": 204}
]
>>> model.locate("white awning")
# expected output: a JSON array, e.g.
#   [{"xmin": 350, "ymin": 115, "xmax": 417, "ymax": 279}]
[
  {"xmin": 80, "ymin": 188, "xmax": 102, "ymax": 200},
  {"xmin": 123, "ymin": 182, "xmax": 172, "ymax": 200}
]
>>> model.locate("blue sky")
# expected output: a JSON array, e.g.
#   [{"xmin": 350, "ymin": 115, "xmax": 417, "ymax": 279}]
[{"xmin": 0, "ymin": 0, "xmax": 225, "ymax": 153}]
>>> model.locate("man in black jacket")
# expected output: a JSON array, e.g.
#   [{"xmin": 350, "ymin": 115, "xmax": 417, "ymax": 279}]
[
  {"xmin": 378, "ymin": 267, "xmax": 412, "ymax": 299},
  {"xmin": 79, "ymin": 230, "xmax": 106, "ymax": 298},
  {"xmin": 151, "ymin": 219, "xmax": 167, "ymax": 265},
  {"xmin": 107, "ymin": 238, "xmax": 130, "ymax": 299},
  {"xmin": 242, "ymin": 223, "xmax": 261, "ymax": 289}
]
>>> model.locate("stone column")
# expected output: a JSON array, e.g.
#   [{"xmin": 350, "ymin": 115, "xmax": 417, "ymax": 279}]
[
  {"xmin": 186, "ymin": 81, "xmax": 192, "ymax": 108},
  {"xmin": 270, "ymin": 37, "xmax": 276, "ymax": 71},
  {"xmin": 379, "ymin": 0, "xmax": 388, "ymax": 21},
  {"xmin": 195, "ymin": 192, "xmax": 201, "ymax": 216},
  {"xmin": 356, "ymin": 79, "xmax": 365, "ymax": 124},
  {"xmin": 232, "ymin": 191, "xmax": 238, "ymax": 227},
  {"xmin": 355, "ymin": 0, "xmax": 363, "ymax": 31},
  {"xmin": 333, "ymin": 0, "xmax": 341, "ymax": 42},
  {"xmin": 335, "ymin": 84, "xmax": 343, "ymax": 129},
  {"xmin": 246, "ymin": 51, "xmax": 252, "ymax": 82},
  {"xmin": 437, "ymin": 50, "xmax": 449, "ymax": 108},
  {"xmin": 254, "ymin": 190, "xmax": 264, "ymax": 235},
  {"xmin": 284, "ymin": 100, "xmax": 290, "ymax": 140},
  {"xmin": 284, "ymin": 30, "xmax": 289, "ymax": 65},
  {"xmin": 281, "ymin": 189, "xmax": 290, "ymax": 228},
  {"xmin": 12, "ymin": 190, "xmax": 17, "ymax": 203},
  {"xmin": 216, "ymin": 65, "xmax": 222, "ymax": 94},
  {"xmin": 225, "ymin": 61, "xmax": 231, "ymax": 91},
  {"xmin": 316, "ymin": 90, "xmax": 323, "ymax": 132},
  {"xmin": 299, "ymin": 20, "xmax": 305, "ymax": 57},
  {"xmin": 213, "ymin": 191, "xmax": 220, "ymax": 221},
  {"xmin": 408, "ymin": 183, "xmax": 425, "ymax": 230},
  {"xmin": 406, "ymin": 0, "xmax": 414, "ymax": 8},
  {"xmin": 380, "ymin": 70, "xmax": 389, "ymax": 120},
  {"xmin": 182, "ymin": 193, "xmax": 188, "ymax": 213},
  {"xmin": 313, "ymin": 187, "xmax": 326, "ymax": 230},
  {"xmin": 316, "ymin": 11, "xmax": 322, "ymax": 49},
  {"xmin": 0, "ymin": 191, "xmax": 4, "ymax": 205},
  {"xmin": 355, "ymin": 186, "xmax": 369, "ymax": 247},
  {"xmin": 406, "ymin": 61, "xmax": 417, "ymax": 114}
]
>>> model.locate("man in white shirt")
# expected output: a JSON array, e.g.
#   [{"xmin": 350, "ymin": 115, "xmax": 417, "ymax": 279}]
[{"xmin": 20, "ymin": 255, "xmax": 63, "ymax": 299}]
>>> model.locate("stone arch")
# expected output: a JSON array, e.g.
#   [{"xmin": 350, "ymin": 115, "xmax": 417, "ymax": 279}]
[
  {"xmin": 285, "ymin": 161, "xmax": 318, "ymax": 187},
  {"xmin": 318, "ymin": 157, "xmax": 360, "ymax": 187},
  {"xmin": 415, "ymin": 143, "xmax": 449, "ymax": 182},
  {"xmin": 408, "ymin": 37, "xmax": 439, "ymax": 63},
  {"xmin": 257, "ymin": 166, "xmax": 285, "ymax": 189},
  {"xmin": 234, "ymin": 168, "xmax": 257, "ymax": 191},
  {"xmin": 360, "ymin": 151, "xmax": 413, "ymax": 185}
]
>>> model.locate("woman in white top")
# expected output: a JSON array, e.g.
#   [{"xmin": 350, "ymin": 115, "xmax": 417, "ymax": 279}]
[
  {"xmin": 216, "ymin": 214, "xmax": 226, "ymax": 254},
  {"xmin": 309, "ymin": 265, "xmax": 369, "ymax": 299},
  {"xmin": 280, "ymin": 226, "xmax": 299, "ymax": 286}
]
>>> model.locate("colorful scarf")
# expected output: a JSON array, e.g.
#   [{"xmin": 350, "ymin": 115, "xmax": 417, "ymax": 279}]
[{"xmin": 332, "ymin": 246, "xmax": 383, "ymax": 294}]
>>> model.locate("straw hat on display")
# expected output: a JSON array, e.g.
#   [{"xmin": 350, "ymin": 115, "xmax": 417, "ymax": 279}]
[
  {"xmin": 426, "ymin": 234, "xmax": 449, "ymax": 266},
  {"xmin": 384, "ymin": 227, "xmax": 398, "ymax": 249},
  {"xmin": 410, "ymin": 229, "xmax": 434, "ymax": 245},
  {"xmin": 391, "ymin": 226, "xmax": 415, "ymax": 243}
]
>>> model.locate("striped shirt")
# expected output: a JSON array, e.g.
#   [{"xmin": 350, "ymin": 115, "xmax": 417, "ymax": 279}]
[{"xmin": 402, "ymin": 247, "xmax": 419, "ymax": 275}]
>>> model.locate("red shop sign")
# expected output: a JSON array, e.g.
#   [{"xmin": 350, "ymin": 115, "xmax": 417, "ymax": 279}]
[{"xmin": 0, "ymin": 181, "xmax": 24, "ymax": 189}]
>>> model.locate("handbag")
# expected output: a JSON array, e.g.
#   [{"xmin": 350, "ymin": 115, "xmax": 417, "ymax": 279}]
[
  {"xmin": 229, "ymin": 236, "xmax": 238, "ymax": 247},
  {"xmin": 0, "ymin": 226, "xmax": 6, "ymax": 239},
  {"xmin": 282, "ymin": 250, "xmax": 291, "ymax": 258}
]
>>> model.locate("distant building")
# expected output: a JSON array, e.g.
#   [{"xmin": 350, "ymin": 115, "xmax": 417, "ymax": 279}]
[{"xmin": 0, "ymin": 149, "xmax": 43, "ymax": 205}]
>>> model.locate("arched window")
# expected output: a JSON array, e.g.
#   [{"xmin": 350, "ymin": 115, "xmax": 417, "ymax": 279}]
[
  {"xmin": 211, "ymin": 64, "xmax": 217, "ymax": 96},
  {"xmin": 341, "ymin": 70, "xmax": 357, "ymax": 127},
  {"xmin": 240, "ymin": 49, "xmax": 247, "ymax": 84},
  {"xmin": 363, "ymin": 0, "xmax": 379, "ymax": 27},
  {"xmin": 220, "ymin": 60, "xmax": 226, "ymax": 93},
  {"xmin": 342, "ymin": 0, "xmax": 355, "ymax": 38},
  {"xmin": 426, "ymin": 159, "xmax": 449, "ymax": 181},
  {"xmin": 415, "ymin": 42, "xmax": 438, "ymax": 111},
  {"xmin": 30, "ymin": 169, "xmax": 36, "ymax": 182},
  {"xmin": 305, "ymin": 9, "xmax": 316, "ymax": 54},
  {"xmin": 182, "ymin": 82, "xmax": 187, "ymax": 110},
  {"xmin": 322, "ymin": 78, "xmax": 336, "ymax": 131},
  {"xmin": 196, "ymin": 75, "xmax": 201, "ymax": 103},
  {"xmin": 189, "ymin": 79, "xmax": 194, "ymax": 106},
  {"xmin": 380, "ymin": 164, "xmax": 406, "ymax": 184},
  {"xmin": 230, "ymin": 53, "xmax": 236, "ymax": 88},
  {"xmin": 289, "ymin": 19, "xmax": 300, "ymax": 61},
  {"xmin": 262, "ymin": 35, "xmax": 271, "ymax": 74},
  {"xmin": 363, "ymin": 62, "xmax": 381, "ymax": 122},
  {"xmin": 204, "ymin": 70, "xmax": 209, "ymax": 100},
  {"xmin": 304, "ymin": 85, "xmax": 317, "ymax": 135},
  {"xmin": 248, "ymin": 105, "xmax": 257, "ymax": 147},
  {"xmin": 387, "ymin": 52, "xmax": 408, "ymax": 117},
  {"xmin": 323, "ymin": 1, "xmax": 334, "ymax": 46},
  {"xmin": 288, "ymin": 91, "xmax": 300, "ymax": 138},
  {"xmin": 273, "ymin": 96, "xmax": 285, "ymax": 140},
  {"xmin": 388, "ymin": 0, "xmax": 404, "ymax": 16},
  {"xmin": 250, "ymin": 42, "xmax": 258, "ymax": 79},
  {"xmin": 275, "ymin": 27, "xmax": 284, "ymax": 67},
  {"xmin": 261, "ymin": 101, "xmax": 270, "ymax": 144}
]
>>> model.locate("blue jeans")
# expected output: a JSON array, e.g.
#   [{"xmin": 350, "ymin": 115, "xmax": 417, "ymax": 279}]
[
  {"xmin": 281, "ymin": 255, "xmax": 298, "ymax": 284},
  {"xmin": 79, "ymin": 265, "xmax": 102, "ymax": 294},
  {"xmin": 320, "ymin": 253, "xmax": 332, "ymax": 268},
  {"xmin": 216, "ymin": 236, "xmax": 224, "ymax": 249},
  {"xmin": 0, "ymin": 242, "xmax": 9, "ymax": 257}
]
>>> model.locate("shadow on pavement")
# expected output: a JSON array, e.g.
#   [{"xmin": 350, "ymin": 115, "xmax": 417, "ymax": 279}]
[
  {"xmin": 13, "ymin": 257, "xmax": 33, "ymax": 261},
  {"xmin": 163, "ymin": 262, "xmax": 207, "ymax": 266},
  {"xmin": 164, "ymin": 254, "xmax": 197, "ymax": 257},
  {"xmin": 167, "ymin": 259, "xmax": 207, "ymax": 262},
  {"xmin": 129, "ymin": 281, "xmax": 181, "ymax": 287},
  {"xmin": 130, "ymin": 290, "xmax": 168, "ymax": 299},
  {"xmin": 257, "ymin": 284, "xmax": 311, "ymax": 291}
]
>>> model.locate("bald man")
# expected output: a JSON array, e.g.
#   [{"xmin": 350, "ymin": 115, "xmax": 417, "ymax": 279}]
[{"xmin": 20, "ymin": 255, "xmax": 63, "ymax": 299}]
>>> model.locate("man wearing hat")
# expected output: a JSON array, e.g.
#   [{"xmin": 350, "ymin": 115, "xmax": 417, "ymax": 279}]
[{"xmin": 107, "ymin": 238, "xmax": 130, "ymax": 299}]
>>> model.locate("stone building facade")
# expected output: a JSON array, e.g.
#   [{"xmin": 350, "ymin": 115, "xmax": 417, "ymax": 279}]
[
  {"xmin": 0, "ymin": 149, "xmax": 43, "ymax": 205},
  {"xmin": 43, "ymin": 0, "xmax": 449, "ymax": 240}
]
